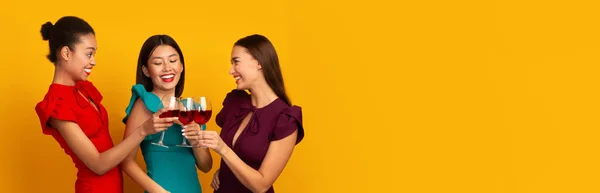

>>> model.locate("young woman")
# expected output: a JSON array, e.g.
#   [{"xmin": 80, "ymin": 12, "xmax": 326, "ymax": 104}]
[
  {"xmin": 197, "ymin": 34, "xmax": 305, "ymax": 193},
  {"xmin": 121, "ymin": 34, "xmax": 213, "ymax": 193},
  {"xmin": 35, "ymin": 16, "xmax": 177, "ymax": 193}
]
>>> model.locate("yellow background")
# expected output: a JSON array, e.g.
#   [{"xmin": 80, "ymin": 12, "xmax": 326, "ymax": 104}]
[{"xmin": 1, "ymin": 0, "xmax": 599, "ymax": 192}]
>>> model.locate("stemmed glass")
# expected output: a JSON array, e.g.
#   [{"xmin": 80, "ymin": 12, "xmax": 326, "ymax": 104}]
[
  {"xmin": 152, "ymin": 96, "xmax": 179, "ymax": 148},
  {"xmin": 177, "ymin": 97, "xmax": 195, "ymax": 147},
  {"xmin": 193, "ymin": 96, "xmax": 212, "ymax": 148}
]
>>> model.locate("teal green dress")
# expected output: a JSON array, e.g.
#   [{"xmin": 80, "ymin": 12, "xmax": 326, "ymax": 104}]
[{"xmin": 123, "ymin": 84, "xmax": 202, "ymax": 193}]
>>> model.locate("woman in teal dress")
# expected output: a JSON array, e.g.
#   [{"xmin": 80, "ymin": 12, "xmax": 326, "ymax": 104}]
[{"xmin": 120, "ymin": 34, "xmax": 212, "ymax": 193}]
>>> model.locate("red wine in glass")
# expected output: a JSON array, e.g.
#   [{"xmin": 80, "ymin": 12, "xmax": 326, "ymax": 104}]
[
  {"xmin": 177, "ymin": 97, "xmax": 195, "ymax": 147},
  {"xmin": 153, "ymin": 96, "xmax": 180, "ymax": 148},
  {"xmin": 160, "ymin": 110, "xmax": 180, "ymax": 118},
  {"xmin": 178, "ymin": 110, "xmax": 194, "ymax": 125},
  {"xmin": 193, "ymin": 110, "xmax": 212, "ymax": 125},
  {"xmin": 194, "ymin": 96, "xmax": 212, "ymax": 148}
]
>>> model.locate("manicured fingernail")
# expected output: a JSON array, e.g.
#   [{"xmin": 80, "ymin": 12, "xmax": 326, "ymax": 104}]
[{"xmin": 181, "ymin": 129, "xmax": 185, "ymax": 132}]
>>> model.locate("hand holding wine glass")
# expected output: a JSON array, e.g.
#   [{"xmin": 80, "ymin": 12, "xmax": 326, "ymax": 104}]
[
  {"xmin": 182, "ymin": 123, "xmax": 203, "ymax": 147},
  {"xmin": 150, "ymin": 96, "xmax": 180, "ymax": 148},
  {"xmin": 193, "ymin": 96, "xmax": 212, "ymax": 148},
  {"xmin": 198, "ymin": 130, "xmax": 227, "ymax": 154},
  {"xmin": 141, "ymin": 108, "xmax": 178, "ymax": 136},
  {"xmin": 177, "ymin": 97, "xmax": 195, "ymax": 147}
]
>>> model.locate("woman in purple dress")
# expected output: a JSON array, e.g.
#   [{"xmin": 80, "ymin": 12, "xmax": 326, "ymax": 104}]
[{"xmin": 194, "ymin": 34, "xmax": 304, "ymax": 193}]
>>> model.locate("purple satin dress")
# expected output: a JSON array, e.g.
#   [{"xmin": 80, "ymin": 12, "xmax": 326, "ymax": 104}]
[{"xmin": 215, "ymin": 90, "xmax": 305, "ymax": 193}]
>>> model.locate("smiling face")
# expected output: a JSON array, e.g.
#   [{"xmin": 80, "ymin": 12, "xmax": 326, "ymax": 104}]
[
  {"xmin": 229, "ymin": 45, "xmax": 263, "ymax": 90},
  {"xmin": 58, "ymin": 33, "xmax": 97, "ymax": 82},
  {"xmin": 142, "ymin": 45, "xmax": 183, "ymax": 93}
]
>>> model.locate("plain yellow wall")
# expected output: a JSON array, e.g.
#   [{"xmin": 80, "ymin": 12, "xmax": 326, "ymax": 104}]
[{"xmin": 1, "ymin": 0, "xmax": 600, "ymax": 192}]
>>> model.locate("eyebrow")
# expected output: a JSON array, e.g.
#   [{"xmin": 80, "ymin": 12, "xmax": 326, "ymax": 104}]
[
  {"xmin": 231, "ymin": 56, "xmax": 240, "ymax": 60},
  {"xmin": 151, "ymin": 53, "xmax": 179, "ymax": 60},
  {"xmin": 86, "ymin": 47, "xmax": 96, "ymax": 51}
]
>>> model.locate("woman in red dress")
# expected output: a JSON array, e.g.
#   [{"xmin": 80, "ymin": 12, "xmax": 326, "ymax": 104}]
[{"xmin": 34, "ymin": 16, "xmax": 178, "ymax": 193}]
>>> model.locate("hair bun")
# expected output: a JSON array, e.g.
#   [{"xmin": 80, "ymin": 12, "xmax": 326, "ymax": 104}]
[{"xmin": 40, "ymin": 22, "xmax": 53, "ymax": 41}]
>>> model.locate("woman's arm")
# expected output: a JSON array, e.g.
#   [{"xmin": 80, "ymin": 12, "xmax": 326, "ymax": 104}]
[
  {"xmin": 120, "ymin": 99, "xmax": 170, "ymax": 193},
  {"xmin": 50, "ymin": 107, "xmax": 176, "ymax": 175},
  {"xmin": 201, "ymin": 130, "xmax": 298, "ymax": 193},
  {"xmin": 189, "ymin": 124, "xmax": 212, "ymax": 173},
  {"xmin": 192, "ymin": 146, "xmax": 213, "ymax": 173}
]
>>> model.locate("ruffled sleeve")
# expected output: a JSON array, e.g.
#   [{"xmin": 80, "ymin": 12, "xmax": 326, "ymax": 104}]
[
  {"xmin": 122, "ymin": 84, "xmax": 161, "ymax": 123},
  {"xmin": 35, "ymin": 92, "xmax": 78, "ymax": 135},
  {"xmin": 270, "ymin": 105, "xmax": 304, "ymax": 144},
  {"xmin": 122, "ymin": 84, "xmax": 163, "ymax": 141},
  {"xmin": 216, "ymin": 89, "xmax": 250, "ymax": 128}
]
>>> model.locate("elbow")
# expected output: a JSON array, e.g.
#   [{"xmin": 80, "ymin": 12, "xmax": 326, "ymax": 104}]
[
  {"xmin": 197, "ymin": 158, "xmax": 213, "ymax": 173},
  {"xmin": 199, "ymin": 166, "xmax": 211, "ymax": 173},
  {"xmin": 244, "ymin": 174, "xmax": 272, "ymax": 193},
  {"xmin": 82, "ymin": 160, "xmax": 107, "ymax": 175},
  {"xmin": 81, "ymin": 157, "xmax": 110, "ymax": 175},
  {"xmin": 120, "ymin": 159, "xmax": 135, "ymax": 173},
  {"xmin": 198, "ymin": 161, "xmax": 213, "ymax": 173},
  {"xmin": 253, "ymin": 188, "xmax": 268, "ymax": 193},
  {"xmin": 89, "ymin": 165, "xmax": 110, "ymax": 175},
  {"xmin": 252, "ymin": 187, "xmax": 269, "ymax": 193},
  {"xmin": 89, "ymin": 159, "xmax": 131, "ymax": 176},
  {"xmin": 250, "ymin": 182, "xmax": 271, "ymax": 193}
]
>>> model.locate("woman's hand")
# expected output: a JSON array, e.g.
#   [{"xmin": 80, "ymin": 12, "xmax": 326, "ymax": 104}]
[
  {"xmin": 199, "ymin": 130, "xmax": 227, "ymax": 154},
  {"xmin": 141, "ymin": 108, "xmax": 178, "ymax": 136},
  {"xmin": 182, "ymin": 123, "xmax": 203, "ymax": 147},
  {"xmin": 211, "ymin": 169, "xmax": 220, "ymax": 190}
]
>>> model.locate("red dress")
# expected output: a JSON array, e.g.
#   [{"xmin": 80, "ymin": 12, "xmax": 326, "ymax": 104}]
[{"xmin": 35, "ymin": 81, "xmax": 123, "ymax": 193}]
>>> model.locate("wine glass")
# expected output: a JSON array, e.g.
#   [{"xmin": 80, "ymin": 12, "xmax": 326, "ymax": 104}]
[
  {"xmin": 152, "ymin": 96, "xmax": 179, "ymax": 148},
  {"xmin": 177, "ymin": 97, "xmax": 195, "ymax": 147},
  {"xmin": 193, "ymin": 96, "xmax": 212, "ymax": 148}
]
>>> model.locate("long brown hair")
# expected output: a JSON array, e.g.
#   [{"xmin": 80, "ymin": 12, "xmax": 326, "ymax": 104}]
[{"xmin": 235, "ymin": 34, "xmax": 291, "ymax": 105}]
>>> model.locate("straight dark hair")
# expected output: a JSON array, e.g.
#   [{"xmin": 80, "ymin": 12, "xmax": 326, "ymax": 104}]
[
  {"xmin": 235, "ymin": 34, "xmax": 291, "ymax": 106},
  {"xmin": 136, "ymin": 35, "xmax": 186, "ymax": 97}
]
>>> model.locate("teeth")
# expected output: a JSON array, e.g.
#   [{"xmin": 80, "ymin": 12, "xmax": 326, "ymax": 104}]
[
  {"xmin": 235, "ymin": 76, "xmax": 241, "ymax": 80},
  {"xmin": 84, "ymin": 69, "xmax": 92, "ymax": 73},
  {"xmin": 161, "ymin": 74, "xmax": 174, "ymax": 79}
]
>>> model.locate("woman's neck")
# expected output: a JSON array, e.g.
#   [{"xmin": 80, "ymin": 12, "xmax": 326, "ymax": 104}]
[
  {"xmin": 249, "ymin": 81, "xmax": 278, "ymax": 108},
  {"xmin": 52, "ymin": 65, "xmax": 76, "ymax": 86},
  {"xmin": 152, "ymin": 89, "xmax": 175, "ymax": 100}
]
